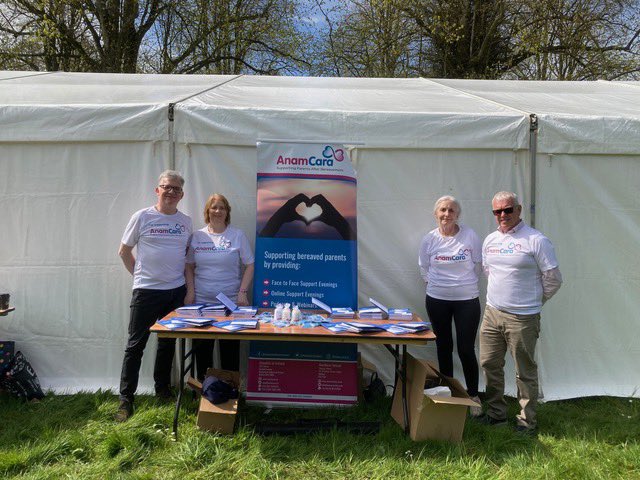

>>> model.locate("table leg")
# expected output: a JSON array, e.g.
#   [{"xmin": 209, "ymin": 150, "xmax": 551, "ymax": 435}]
[
  {"xmin": 401, "ymin": 345, "xmax": 409, "ymax": 434},
  {"xmin": 172, "ymin": 337, "xmax": 186, "ymax": 440},
  {"xmin": 383, "ymin": 344, "xmax": 410, "ymax": 434}
]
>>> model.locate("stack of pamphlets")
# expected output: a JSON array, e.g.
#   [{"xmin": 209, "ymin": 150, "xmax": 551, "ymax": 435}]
[
  {"xmin": 179, "ymin": 317, "xmax": 215, "ymax": 327},
  {"xmin": 358, "ymin": 306, "xmax": 385, "ymax": 319},
  {"xmin": 158, "ymin": 317, "xmax": 214, "ymax": 330},
  {"xmin": 200, "ymin": 303, "xmax": 226, "ymax": 315},
  {"xmin": 388, "ymin": 308, "xmax": 413, "ymax": 320},
  {"xmin": 175, "ymin": 304, "xmax": 207, "ymax": 317},
  {"xmin": 175, "ymin": 303, "xmax": 226, "ymax": 317},
  {"xmin": 330, "ymin": 307, "xmax": 355, "ymax": 319},
  {"xmin": 214, "ymin": 319, "xmax": 259, "ymax": 331},
  {"xmin": 216, "ymin": 292, "xmax": 257, "ymax": 317},
  {"xmin": 311, "ymin": 297, "xmax": 355, "ymax": 319},
  {"xmin": 232, "ymin": 306, "xmax": 258, "ymax": 317},
  {"xmin": 368, "ymin": 297, "xmax": 413, "ymax": 320},
  {"xmin": 339, "ymin": 321, "xmax": 384, "ymax": 333},
  {"xmin": 381, "ymin": 322, "xmax": 431, "ymax": 335}
]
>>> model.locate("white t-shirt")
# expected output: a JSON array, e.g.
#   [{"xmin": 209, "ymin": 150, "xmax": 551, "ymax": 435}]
[
  {"xmin": 483, "ymin": 221, "xmax": 559, "ymax": 315},
  {"xmin": 186, "ymin": 225, "xmax": 255, "ymax": 303},
  {"xmin": 121, "ymin": 206, "xmax": 192, "ymax": 290},
  {"xmin": 418, "ymin": 224, "xmax": 481, "ymax": 301}
]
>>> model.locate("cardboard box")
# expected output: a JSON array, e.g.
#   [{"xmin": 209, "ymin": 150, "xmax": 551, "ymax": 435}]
[
  {"xmin": 196, "ymin": 368, "xmax": 240, "ymax": 434},
  {"xmin": 391, "ymin": 353, "xmax": 480, "ymax": 442}
]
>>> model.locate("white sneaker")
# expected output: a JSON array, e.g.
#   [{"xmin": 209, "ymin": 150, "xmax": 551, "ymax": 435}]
[{"xmin": 469, "ymin": 396, "xmax": 483, "ymax": 417}]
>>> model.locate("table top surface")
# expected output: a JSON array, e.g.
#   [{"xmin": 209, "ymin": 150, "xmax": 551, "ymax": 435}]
[{"xmin": 151, "ymin": 310, "xmax": 436, "ymax": 345}]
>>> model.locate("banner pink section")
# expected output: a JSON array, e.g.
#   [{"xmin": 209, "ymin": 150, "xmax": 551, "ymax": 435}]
[{"xmin": 247, "ymin": 358, "xmax": 358, "ymax": 405}]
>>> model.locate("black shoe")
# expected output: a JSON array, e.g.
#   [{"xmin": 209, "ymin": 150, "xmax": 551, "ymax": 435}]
[
  {"xmin": 155, "ymin": 385, "xmax": 175, "ymax": 402},
  {"xmin": 515, "ymin": 424, "xmax": 537, "ymax": 436},
  {"xmin": 115, "ymin": 400, "xmax": 133, "ymax": 422},
  {"xmin": 475, "ymin": 413, "xmax": 507, "ymax": 426}
]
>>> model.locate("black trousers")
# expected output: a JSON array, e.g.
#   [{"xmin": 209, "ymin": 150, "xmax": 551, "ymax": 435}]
[
  {"xmin": 194, "ymin": 339, "xmax": 240, "ymax": 380},
  {"xmin": 119, "ymin": 285, "xmax": 186, "ymax": 403},
  {"xmin": 425, "ymin": 294, "xmax": 481, "ymax": 396}
]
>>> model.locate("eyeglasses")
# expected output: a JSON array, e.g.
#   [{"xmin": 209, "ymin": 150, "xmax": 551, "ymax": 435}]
[
  {"xmin": 158, "ymin": 185, "xmax": 183, "ymax": 193},
  {"xmin": 492, "ymin": 207, "xmax": 514, "ymax": 216}
]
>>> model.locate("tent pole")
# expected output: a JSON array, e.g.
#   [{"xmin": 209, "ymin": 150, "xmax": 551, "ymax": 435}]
[
  {"xmin": 168, "ymin": 103, "xmax": 176, "ymax": 170},
  {"xmin": 529, "ymin": 114, "xmax": 538, "ymax": 228}
]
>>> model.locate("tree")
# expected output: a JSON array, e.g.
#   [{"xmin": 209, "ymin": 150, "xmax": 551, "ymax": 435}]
[
  {"xmin": 141, "ymin": 0, "xmax": 310, "ymax": 74},
  {"xmin": 0, "ymin": 0, "xmax": 166, "ymax": 72},
  {"xmin": 0, "ymin": 0, "xmax": 310, "ymax": 74},
  {"xmin": 401, "ymin": 0, "xmax": 518, "ymax": 78},
  {"xmin": 308, "ymin": 0, "xmax": 418, "ymax": 77},
  {"xmin": 401, "ymin": 0, "xmax": 640, "ymax": 79},
  {"xmin": 506, "ymin": 0, "xmax": 640, "ymax": 80}
]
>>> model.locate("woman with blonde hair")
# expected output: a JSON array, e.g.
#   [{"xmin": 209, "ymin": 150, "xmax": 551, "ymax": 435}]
[{"xmin": 185, "ymin": 193, "xmax": 254, "ymax": 378}]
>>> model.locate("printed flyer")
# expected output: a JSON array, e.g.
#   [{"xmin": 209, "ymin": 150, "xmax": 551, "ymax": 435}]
[{"xmin": 253, "ymin": 141, "xmax": 358, "ymax": 309}]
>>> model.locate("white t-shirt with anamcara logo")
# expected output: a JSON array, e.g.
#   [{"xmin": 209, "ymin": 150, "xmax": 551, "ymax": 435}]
[{"xmin": 418, "ymin": 224, "xmax": 481, "ymax": 301}]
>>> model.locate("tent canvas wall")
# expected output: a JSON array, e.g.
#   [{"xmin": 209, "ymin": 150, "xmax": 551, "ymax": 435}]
[{"xmin": 0, "ymin": 72, "xmax": 638, "ymax": 400}]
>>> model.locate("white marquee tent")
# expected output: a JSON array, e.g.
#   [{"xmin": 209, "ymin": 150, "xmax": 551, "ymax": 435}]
[{"xmin": 0, "ymin": 72, "xmax": 638, "ymax": 400}]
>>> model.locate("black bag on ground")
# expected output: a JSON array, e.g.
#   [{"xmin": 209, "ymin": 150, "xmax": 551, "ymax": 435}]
[
  {"xmin": 363, "ymin": 372, "xmax": 387, "ymax": 402},
  {"xmin": 0, "ymin": 351, "xmax": 45, "ymax": 401}
]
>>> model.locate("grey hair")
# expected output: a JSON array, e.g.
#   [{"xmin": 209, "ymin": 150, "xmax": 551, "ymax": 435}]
[
  {"xmin": 158, "ymin": 169, "xmax": 185, "ymax": 187},
  {"xmin": 492, "ymin": 191, "xmax": 519, "ymax": 205},
  {"xmin": 433, "ymin": 195, "xmax": 461, "ymax": 216}
]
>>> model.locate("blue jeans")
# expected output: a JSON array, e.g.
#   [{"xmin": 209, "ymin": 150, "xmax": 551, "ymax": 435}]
[{"xmin": 119, "ymin": 285, "xmax": 185, "ymax": 403}]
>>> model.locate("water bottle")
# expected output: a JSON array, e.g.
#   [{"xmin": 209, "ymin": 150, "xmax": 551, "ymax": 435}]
[
  {"xmin": 274, "ymin": 303, "xmax": 283, "ymax": 321},
  {"xmin": 282, "ymin": 303, "xmax": 291, "ymax": 323},
  {"xmin": 291, "ymin": 304, "xmax": 301, "ymax": 324}
]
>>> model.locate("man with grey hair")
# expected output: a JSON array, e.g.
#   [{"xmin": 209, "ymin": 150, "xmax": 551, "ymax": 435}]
[
  {"xmin": 116, "ymin": 170, "xmax": 192, "ymax": 421},
  {"xmin": 478, "ymin": 191, "xmax": 562, "ymax": 434}
]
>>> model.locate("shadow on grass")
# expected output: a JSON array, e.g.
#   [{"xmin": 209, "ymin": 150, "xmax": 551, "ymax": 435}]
[
  {"xmin": 235, "ymin": 395, "xmax": 548, "ymax": 465},
  {"xmin": 232, "ymin": 394, "xmax": 638, "ymax": 466}
]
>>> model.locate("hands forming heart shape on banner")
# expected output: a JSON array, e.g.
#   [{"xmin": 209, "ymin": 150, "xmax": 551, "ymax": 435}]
[
  {"xmin": 283, "ymin": 193, "xmax": 340, "ymax": 227},
  {"xmin": 259, "ymin": 193, "xmax": 356, "ymax": 240},
  {"xmin": 295, "ymin": 201, "xmax": 323, "ymax": 225}
]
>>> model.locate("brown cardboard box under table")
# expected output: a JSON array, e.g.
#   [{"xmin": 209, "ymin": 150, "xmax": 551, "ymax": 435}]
[
  {"xmin": 195, "ymin": 368, "xmax": 240, "ymax": 434},
  {"xmin": 391, "ymin": 353, "xmax": 480, "ymax": 442}
]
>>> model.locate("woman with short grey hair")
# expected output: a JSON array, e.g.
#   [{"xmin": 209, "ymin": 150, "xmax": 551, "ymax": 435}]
[{"xmin": 419, "ymin": 195, "xmax": 482, "ymax": 415}]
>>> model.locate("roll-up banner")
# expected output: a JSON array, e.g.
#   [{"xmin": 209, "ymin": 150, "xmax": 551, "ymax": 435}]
[
  {"xmin": 253, "ymin": 141, "xmax": 357, "ymax": 309},
  {"xmin": 248, "ymin": 141, "xmax": 358, "ymax": 407}
]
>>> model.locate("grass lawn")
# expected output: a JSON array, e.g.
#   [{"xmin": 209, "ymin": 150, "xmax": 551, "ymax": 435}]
[{"xmin": 0, "ymin": 392, "xmax": 638, "ymax": 479}]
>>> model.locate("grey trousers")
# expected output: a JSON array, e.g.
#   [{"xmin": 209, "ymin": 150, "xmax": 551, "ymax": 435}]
[{"xmin": 479, "ymin": 305, "xmax": 541, "ymax": 428}]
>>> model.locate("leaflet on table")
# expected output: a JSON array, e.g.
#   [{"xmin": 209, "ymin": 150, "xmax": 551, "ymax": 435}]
[
  {"xmin": 380, "ymin": 322, "xmax": 431, "ymax": 335},
  {"xmin": 175, "ymin": 303, "xmax": 226, "ymax": 317},
  {"xmin": 358, "ymin": 306, "xmax": 385, "ymax": 319},
  {"xmin": 368, "ymin": 297, "xmax": 389, "ymax": 314},
  {"xmin": 311, "ymin": 297, "xmax": 355, "ymax": 318},
  {"xmin": 216, "ymin": 292, "xmax": 257, "ymax": 316},
  {"xmin": 158, "ymin": 319, "xmax": 207, "ymax": 330},
  {"xmin": 367, "ymin": 297, "xmax": 412, "ymax": 320},
  {"xmin": 320, "ymin": 321, "xmax": 383, "ymax": 334},
  {"xmin": 340, "ymin": 322, "xmax": 384, "ymax": 333},
  {"xmin": 388, "ymin": 308, "xmax": 413, "ymax": 320},
  {"xmin": 178, "ymin": 317, "xmax": 215, "ymax": 327},
  {"xmin": 214, "ymin": 319, "xmax": 259, "ymax": 331},
  {"xmin": 200, "ymin": 303, "xmax": 226, "ymax": 313},
  {"xmin": 175, "ymin": 304, "xmax": 207, "ymax": 317}
]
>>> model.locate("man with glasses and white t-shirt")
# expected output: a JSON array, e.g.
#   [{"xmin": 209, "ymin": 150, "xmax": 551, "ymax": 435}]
[
  {"xmin": 115, "ymin": 170, "xmax": 192, "ymax": 422},
  {"xmin": 477, "ymin": 191, "xmax": 562, "ymax": 434}
]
